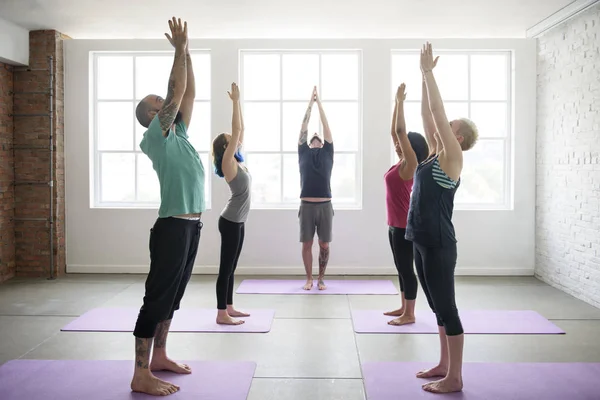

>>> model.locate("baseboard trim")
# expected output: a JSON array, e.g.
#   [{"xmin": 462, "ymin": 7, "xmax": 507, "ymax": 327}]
[
  {"xmin": 526, "ymin": 0, "xmax": 600, "ymax": 38},
  {"xmin": 66, "ymin": 265, "xmax": 534, "ymax": 276}
]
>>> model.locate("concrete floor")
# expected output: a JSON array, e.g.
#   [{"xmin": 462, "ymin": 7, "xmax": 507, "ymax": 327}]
[{"xmin": 1, "ymin": 274, "xmax": 600, "ymax": 399}]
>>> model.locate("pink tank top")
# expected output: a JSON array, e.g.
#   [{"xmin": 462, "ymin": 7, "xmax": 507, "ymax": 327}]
[{"xmin": 384, "ymin": 163, "xmax": 414, "ymax": 229}]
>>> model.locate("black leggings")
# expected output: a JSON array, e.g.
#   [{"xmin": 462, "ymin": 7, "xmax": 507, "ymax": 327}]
[
  {"xmin": 388, "ymin": 226, "xmax": 418, "ymax": 300},
  {"xmin": 413, "ymin": 242, "xmax": 463, "ymax": 336},
  {"xmin": 134, "ymin": 217, "xmax": 202, "ymax": 338},
  {"xmin": 216, "ymin": 216, "xmax": 245, "ymax": 310}
]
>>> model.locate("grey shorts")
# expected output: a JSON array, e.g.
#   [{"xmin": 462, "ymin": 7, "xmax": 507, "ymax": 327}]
[{"xmin": 298, "ymin": 201, "xmax": 334, "ymax": 243}]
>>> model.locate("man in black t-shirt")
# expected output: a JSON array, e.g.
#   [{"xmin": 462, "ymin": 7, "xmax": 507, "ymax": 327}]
[{"xmin": 297, "ymin": 87, "xmax": 334, "ymax": 291}]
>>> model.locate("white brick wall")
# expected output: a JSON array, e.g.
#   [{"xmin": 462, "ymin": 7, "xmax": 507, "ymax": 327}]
[{"xmin": 536, "ymin": 3, "xmax": 600, "ymax": 309}]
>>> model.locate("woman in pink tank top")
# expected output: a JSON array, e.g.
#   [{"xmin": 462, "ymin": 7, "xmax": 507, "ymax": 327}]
[{"xmin": 384, "ymin": 84, "xmax": 429, "ymax": 326}]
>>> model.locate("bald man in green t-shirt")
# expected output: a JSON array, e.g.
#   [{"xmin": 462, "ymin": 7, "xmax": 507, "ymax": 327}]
[{"xmin": 130, "ymin": 17, "xmax": 204, "ymax": 396}]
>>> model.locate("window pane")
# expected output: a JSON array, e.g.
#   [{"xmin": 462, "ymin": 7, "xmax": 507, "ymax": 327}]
[
  {"xmin": 390, "ymin": 101, "xmax": 423, "ymax": 138},
  {"xmin": 242, "ymin": 102, "xmax": 281, "ymax": 151},
  {"xmin": 282, "ymin": 54, "xmax": 319, "ymax": 100},
  {"xmin": 101, "ymin": 153, "xmax": 135, "ymax": 202},
  {"xmin": 321, "ymin": 102, "xmax": 359, "ymax": 151},
  {"xmin": 331, "ymin": 153, "xmax": 356, "ymax": 203},
  {"xmin": 199, "ymin": 152, "xmax": 211, "ymax": 208},
  {"xmin": 136, "ymin": 154, "xmax": 160, "ymax": 203},
  {"xmin": 282, "ymin": 102, "xmax": 320, "ymax": 152},
  {"xmin": 97, "ymin": 102, "xmax": 134, "ymax": 151},
  {"xmin": 321, "ymin": 53, "xmax": 359, "ymax": 100},
  {"xmin": 455, "ymin": 139, "xmax": 505, "ymax": 205},
  {"xmin": 191, "ymin": 53, "xmax": 211, "ymax": 100},
  {"xmin": 391, "ymin": 53, "xmax": 422, "ymax": 102},
  {"xmin": 187, "ymin": 101, "xmax": 211, "ymax": 152},
  {"xmin": 471, "ymin": 54, "xmax": 508, "ymax": 101},
  {"xmin": 243, "ymin": 54, "xmax": 280, "ymax": 100},
  {"xmin": 435, "ymin": 54, "xmax": 468, "ymax": 101},
  {"xmin": 282, "ymin": 153, "xmax": 301, "ymax": 203},
  {"xmin": 443, "ymin": 102, "xmax": 469, "ymax": 122},
  {"xmin": 470, "ymin": 102, "xmax": 507, "ymax": 138},
  {"xmin": 97, "ymin": 56, "xmax": 133, "ymax": 100},
  {"xmin": 246, "ymin": 153, "xmax": 281, "ymax": 204},
  {"xmin": 135, "ymin": 55, "xmax": 172, "ymax": 99}
]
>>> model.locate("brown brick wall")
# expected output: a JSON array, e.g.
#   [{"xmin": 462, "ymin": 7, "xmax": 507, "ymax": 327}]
[
  {"xmin": 12, "ymin": 30, "xmax": 67, "ymax": 279},
  {"xmin": 0, "ymin": 62, "xmax": 15, "ymax": 283}
]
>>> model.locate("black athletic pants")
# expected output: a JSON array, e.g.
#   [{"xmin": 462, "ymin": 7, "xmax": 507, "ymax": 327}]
[
  {"xmin": 216, "ymin": 216, "xmax": 245, "ymax": 310},
  {"xmin": 413, "ymin": 241, "xmax": 463, "ymax": 336},
  {"xmin": 133, "ymin": 217, "xmax": 202, "ymax": 338},
  {"xmin": 388, "ymin": 226, "xmax": 418, "ymax": 300}
]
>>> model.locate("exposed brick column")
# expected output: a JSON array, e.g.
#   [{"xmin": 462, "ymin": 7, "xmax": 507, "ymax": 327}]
[
  {"xmin": 12, "ymin": 30, "xmax": 68, "ymax": 278},
  {"xmin": 0, "ymin": 62, "xmax": 15, "ymax": 283}
]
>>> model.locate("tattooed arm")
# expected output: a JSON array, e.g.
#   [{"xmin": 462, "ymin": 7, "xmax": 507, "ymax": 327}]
[
  {"xmin": 316, "ymin": 95, "xmax": 332, "ymax": 144},
  {"xmin": 159, "ymin": 18, "xmax": 188, "ymax": 137},
  {"xmin": 299, "ymin": 87, "xmax": 316, "ymax": 145},
  {"xmin": 179, "ymin": 49, "xmax": 195, "ymax": 129}
]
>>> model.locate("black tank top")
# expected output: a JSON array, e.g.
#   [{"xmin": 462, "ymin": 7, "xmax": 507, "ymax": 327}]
[{"xmin": 405, "ymin": 155, "xmax": 460, "ymax": 247}]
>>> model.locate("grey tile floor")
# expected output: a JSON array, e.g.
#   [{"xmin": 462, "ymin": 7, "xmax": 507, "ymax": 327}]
[{"xmin": 1, "ymin": 274, "xmax": 600, "ymax": 399}]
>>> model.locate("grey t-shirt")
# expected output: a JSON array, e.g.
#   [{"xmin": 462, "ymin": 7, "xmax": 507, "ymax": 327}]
[{"xmin": 221, "ymin": 165, "xmax": 251, "ymax": 223}]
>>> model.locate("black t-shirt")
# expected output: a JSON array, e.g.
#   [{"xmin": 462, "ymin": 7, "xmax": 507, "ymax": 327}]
[{"xmin": 298, "ymin": 141, "xmax": 334, "ymax": 198}]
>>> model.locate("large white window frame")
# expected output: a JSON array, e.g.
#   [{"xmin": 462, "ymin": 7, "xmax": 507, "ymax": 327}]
[
  {"xmin": 390, "ymin": 50, "xmax": 513, "ymax": 210},
  {"xmin": 90, "ymin": 51, "xmax": 212, "ymax": 209},
  {"xmin": 239, "ymin": 50, "xmax": 363, "ymax": 210}
]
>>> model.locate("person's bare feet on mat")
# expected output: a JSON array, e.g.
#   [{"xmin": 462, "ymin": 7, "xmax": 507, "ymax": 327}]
[
  {"xmin": 383, "ymin": 308, "xmax": 405, "ymax": 317},
  {"xmin": 303, "ymin": 279, "xmax": 313, "ymax": 290},
  {"xmin": 227, "ymin": 306, "xmax": 250, "ymax": 317},
  {"xmin": 317, "ymin": 279, "xmax": 327, "ymax": 290},
  {"xmin": 131, "ymin": 373, "xmax": 179, "ymax": 396},
  {"xmin": 216, "ymin": 314, "xmax": 245, "ymax": 325},
  {"xmin": 422, "ymin": 377, "xmax": 463, "ymax": 394},
  {"xmin": 416, "ymin": 364, "xmax": 448, "ymax": 378},
  {"xmin": 388, "ymin": 314, "xmax": 415, "ymax": 325},
  {"xmin": 151, "ymin": 357, "xmax": 192, "ymax": 374}
]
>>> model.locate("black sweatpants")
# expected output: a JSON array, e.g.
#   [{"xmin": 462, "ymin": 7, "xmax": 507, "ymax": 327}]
[
  {"xmin": 133, "ymin": 217, "xmax": 202, "ymax": 338},
  {"xmin": 413, "ymin": 241, "xmax": 463, "ymax": 336},
  {"xmin": 388, "ymin": 226, "xmax": 418, "ymax": 300},
  {"xmin": 217, "ymin": 216, "xmax": 245, "ymax": 310}
]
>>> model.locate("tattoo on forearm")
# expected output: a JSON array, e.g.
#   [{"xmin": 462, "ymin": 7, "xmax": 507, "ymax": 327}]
[
  {"xmin": 302, "ymin": 107, "xmax": 312, "ymax": 124},
  {"xmin": 153, "ymin": 320, "xmax": 172, "ymax": 349},
  {"xmin": 318, "ymin": 245, "xmax": 329, "ymax": 278},
  {"xmin": 135, "ymin": 337, "xmax": 151, "ymax": 370},
  {"xmin": 158, "ymin": 50, "xmax": 186, "ymax": 131},
  {"xmin": 299, "ymin": 129, "xmax": 308, "ymax": 144}
]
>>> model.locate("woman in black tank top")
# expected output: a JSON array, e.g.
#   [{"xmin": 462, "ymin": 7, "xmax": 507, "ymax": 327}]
[{"xmin": 405, "ymin": 43, "xmax": 479, "ymax": 395}]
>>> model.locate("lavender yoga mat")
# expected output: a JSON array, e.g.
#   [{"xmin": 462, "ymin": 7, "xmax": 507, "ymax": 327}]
[
  {"xmin": 0, "ymin": 359, "xmax": 255, "ymax": 400},
  {"xmin": 236, "ymin": 279, "xmax": 398, "ymax": 295},
  {"xmin": 351, "ymin": 310, "xmax": 565, "ymax": 334},
  {"xmin": 61, "ymin": 307, "xmax": 275, "ymax": 333},
  {"xmin": 363, "ymin": 362, "xmax": 600, "ymax": 400}
]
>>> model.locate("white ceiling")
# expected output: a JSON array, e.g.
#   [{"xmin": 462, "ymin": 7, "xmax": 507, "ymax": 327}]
[{"xmin": 0, "ymin": 0, "xmax": 573, "ymax": 38}]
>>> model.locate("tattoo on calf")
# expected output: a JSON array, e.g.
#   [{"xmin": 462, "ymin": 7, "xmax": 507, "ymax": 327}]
[
  {"xmin": 153, "ymin": 320, "xmax": 172, "ymax": 349},
  {"xmin": 318, "ymin": 245, "xmax": 330, "ymax": 278},
  {"xmin": 135, "ymin": 337, "xmax": 151, "ymax": 369}
]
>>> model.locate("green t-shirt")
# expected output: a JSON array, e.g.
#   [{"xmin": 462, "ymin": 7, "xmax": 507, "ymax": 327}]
[{"xmin": 139, "ymin": 117, "xmax": 205, "ymax": 218}]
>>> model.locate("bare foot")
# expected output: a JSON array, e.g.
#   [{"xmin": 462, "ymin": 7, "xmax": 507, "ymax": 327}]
[
  {"xmin": 131, "ymin": 372, "xmax": 179, "ymax": 396},
  {"xmin": 216, "ymin": 314, "xmax": 245, "ymax": 325},
  {"xmin": 151, "ymin": 357, "xmax": 192, "ymax": 374},
  {"xmin": 388, "ymin": 315, "xmax": 416, "ymax": 326},
  {"xmin": 303, "ymin": 280, "xmax": 314, "ymax": 290},
  {"xmin": 227, "ymin": 308, "xmax": 250, "ymax": 317},
  {"xmin": 383, "ymin": 308, "xmax": 405, "ymax": 317},
  {"xmin": 317, "ymin": 279, "xmax": 327, "ymax": 290},
  {"xmin": 422, "ymin": 377, "xmax": 463, "ymax": 393},
  {"xmin": 416, "ymin": 364, "xmax": 448, "ymax": 379}
]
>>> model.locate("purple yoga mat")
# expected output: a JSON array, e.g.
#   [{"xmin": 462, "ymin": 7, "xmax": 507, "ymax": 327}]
[
  {"xmin": 363, "ymin": 362, "xmax": 600, "ymax": 399},
  {"xmin": 0, "ymin": 359, "xmax": 255, "ymax": 400},
  {"xmin": 351, "ymin": 310, "xmax": 565, "ymax": 334},
  {"xmin": 61, "ymin": 308, "xmax": 275, "ymax": 333},
  {"xmin": 236, "ymin": 279, "xmax": 398, "ymax": 295}
]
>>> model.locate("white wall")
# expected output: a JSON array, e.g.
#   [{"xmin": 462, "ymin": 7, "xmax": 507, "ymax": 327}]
[
  {"xmin": 0, "ymin": 17, "xmax": 28, "ymax": 66},
  {"xmin": 536, "ymin": 3, "xmax": 600, "ymax": 307},
  {"xmin": 65, "ymin": 38, "xmax": 537, "ymax": 276}
]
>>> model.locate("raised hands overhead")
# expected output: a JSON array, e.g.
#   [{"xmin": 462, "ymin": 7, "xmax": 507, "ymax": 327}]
[
  {"xmin": 165, "ymin": 17, "xmax": 188, "ymax": 50},
  {"xmin": 228, "ymin": 81, "xmax": 240, "ymax": 102}
]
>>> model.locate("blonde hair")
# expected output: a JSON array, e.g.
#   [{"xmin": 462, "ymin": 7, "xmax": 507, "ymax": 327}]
[{"xmin": 458, "ymin": 118, "xmax": 478, "ymax": 151}]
